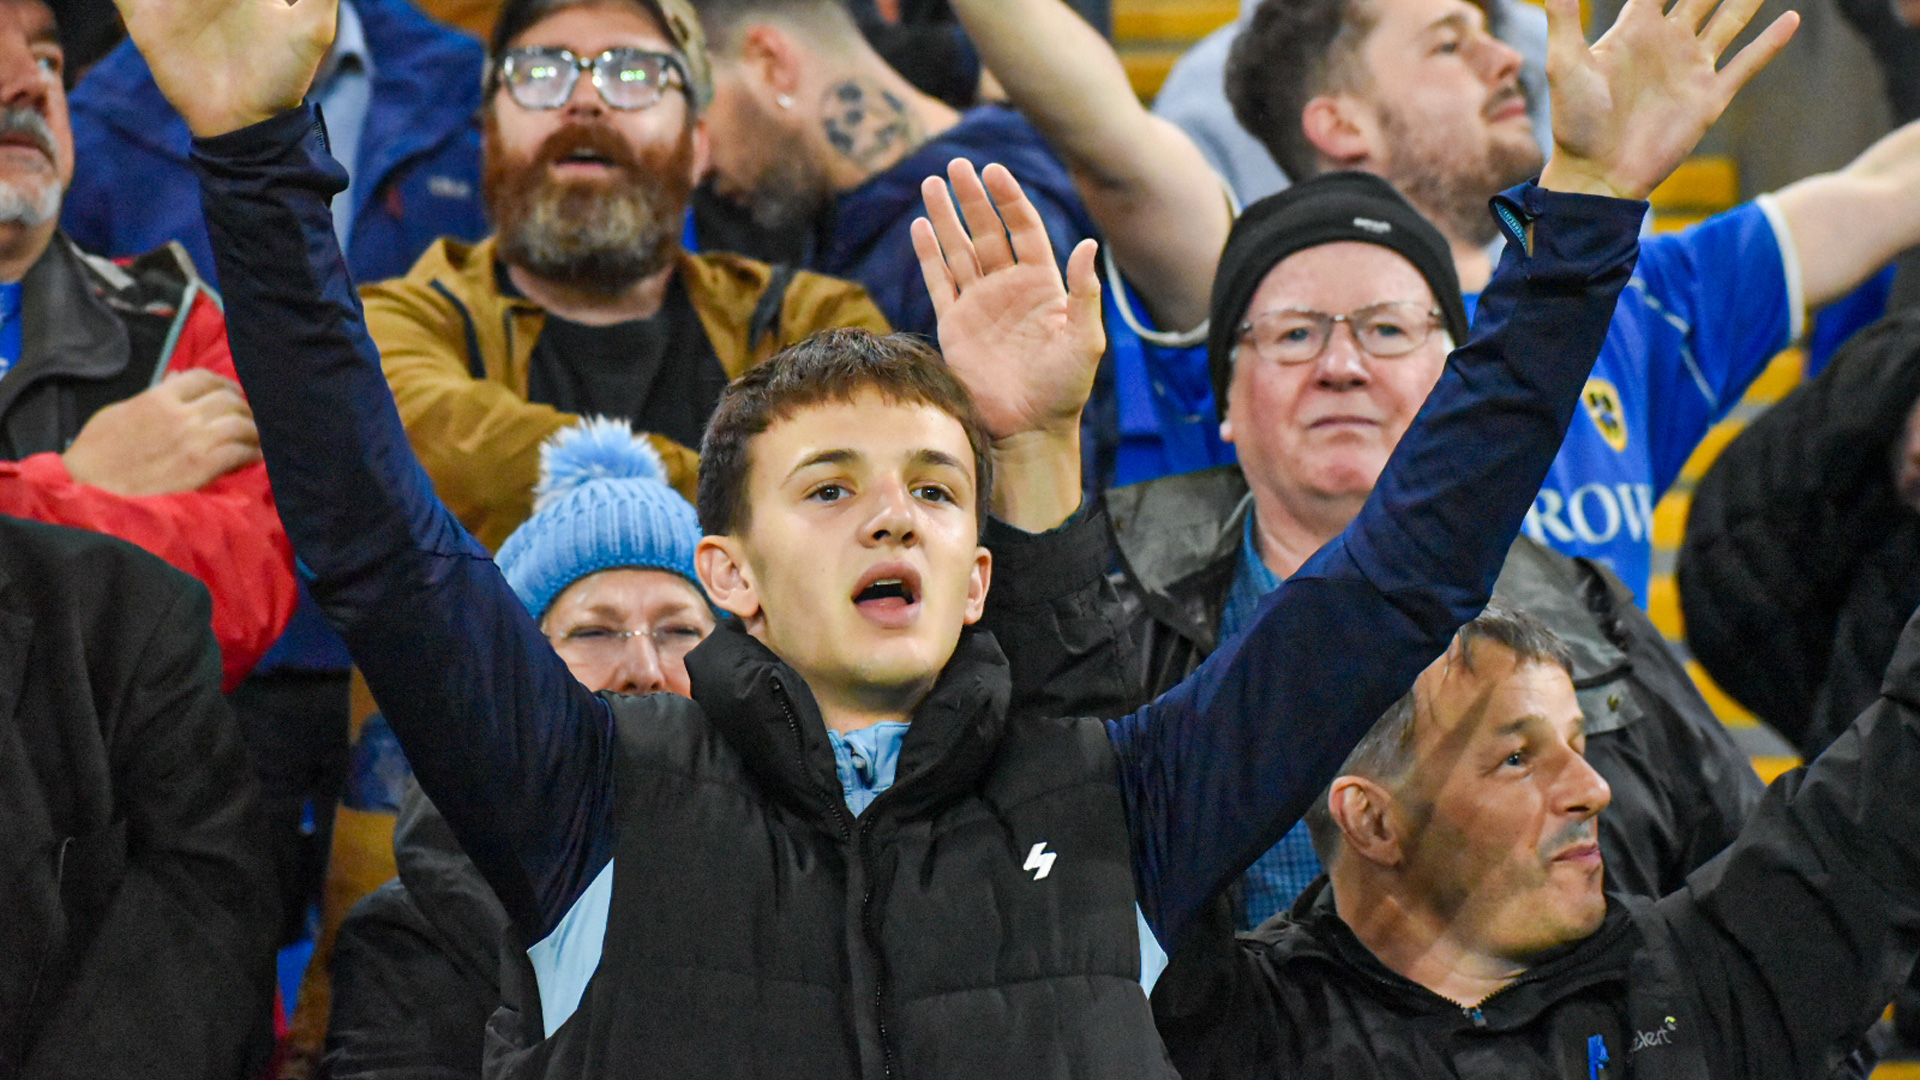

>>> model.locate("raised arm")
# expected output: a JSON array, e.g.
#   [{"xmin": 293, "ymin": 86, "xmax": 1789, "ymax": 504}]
[
  {"xmin": 945, "ymin": 0, "xmax": 1229, "ymax": 331},
  {"xmin": 912, "ymin": 158, "xmax": 1102, "ymax": 534},
  {"xmin": 1771, "ymin": 118, "xmax": 1920, "ymax": 310},
  {"xmin": 1662, "ymin": 600, "xmax": 1920, "ymax": 1077},
  {"xmin": 913, "ymin": 160, "xmax": 1152, "ymax": 720},
  {"xmin": 109, "ymin": 0, "xmax": 618, "ymax": 941},
  {"xmin": 1116, "ymin": 0, "xmax": 1796, "ymax": 948}
]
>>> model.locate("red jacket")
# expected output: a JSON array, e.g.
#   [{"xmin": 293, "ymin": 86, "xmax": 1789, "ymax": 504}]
[{"xmin": 0, "ymin": 237, "xmax": 295, "ymax": 690}]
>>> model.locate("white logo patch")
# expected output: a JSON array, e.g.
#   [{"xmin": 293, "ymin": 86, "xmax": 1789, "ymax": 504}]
[
  {"xmin": 1352, "ymin": 217, "xmax": 1392, "ymax": 234},
  {"xmin": 427, "ymin": 175, "xmax": 473, "ymax": 200},
  {"xmin": 1023, "ymin": 842, "xmax": 1057, "ymax": 880},
  {"xmin": 1631, "ymin": 1017, "xmax": 1679, "ymax": 1052}
]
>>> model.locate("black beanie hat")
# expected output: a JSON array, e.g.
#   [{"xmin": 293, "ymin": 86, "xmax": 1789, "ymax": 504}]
[{"xmin": 1207, "ymin": 171, "xmax": 1471, "ymax": 412}]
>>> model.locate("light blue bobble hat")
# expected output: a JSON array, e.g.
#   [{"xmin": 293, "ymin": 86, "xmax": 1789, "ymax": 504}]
[{"xmin": 495, "ymin": 416, "xmax": 706, "ymax": 619}]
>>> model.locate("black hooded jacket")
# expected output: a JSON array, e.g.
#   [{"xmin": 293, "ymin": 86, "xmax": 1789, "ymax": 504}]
[
  {"xmin": 0, "ymin": 517, "xmax": 276, "ymax": 1079},
  {"xmin": 1153, "ymin": 599, "xmax": 1920, "ymax": 1079}
]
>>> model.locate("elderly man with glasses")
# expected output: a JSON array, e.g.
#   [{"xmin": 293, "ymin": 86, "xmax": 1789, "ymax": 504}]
[
  {"xmin": 363, "ymin": 0, "xmax": 888, "ymax": 553},
  {"xmin": 1101, "ymin": 172, "xmax": 1764, "ymax": 947}
]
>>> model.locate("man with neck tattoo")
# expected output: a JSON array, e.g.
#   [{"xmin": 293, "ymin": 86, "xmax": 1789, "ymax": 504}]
[
  {"xmin": 691, "ymin": 0, "xmax": 1101, "ymax": 338},
  {"xmin": 365, "ymin": 0, "xmax": 890, "ymax": 550}
]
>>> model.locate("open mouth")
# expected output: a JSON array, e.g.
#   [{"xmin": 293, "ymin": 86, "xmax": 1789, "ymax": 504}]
[
  {"xmin": 553, "ymin": 147, "xmax": 616, "ymax": 167},
  {"xmin": 853, "ymin": 565, "xmax": 922, "ymax": 627}
]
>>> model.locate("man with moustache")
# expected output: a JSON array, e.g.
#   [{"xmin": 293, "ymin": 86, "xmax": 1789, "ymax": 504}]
[
  {"xmin": 0, "ymin": 0, "xmax": 295, "ymax": 689},
  {"xmin": 366, "ymin": 0, "xmax": 888, "ymax": 550}
]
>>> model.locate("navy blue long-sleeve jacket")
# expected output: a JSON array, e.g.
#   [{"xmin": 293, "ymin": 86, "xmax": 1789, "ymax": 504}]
[{"xmin": 190, "ymin": 103, "xmax": 1643, "ymax": 960}]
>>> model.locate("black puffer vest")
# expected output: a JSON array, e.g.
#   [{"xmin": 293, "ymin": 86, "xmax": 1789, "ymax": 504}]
[{"xmin": 492, "ymin": 623, "xmax": 1175, "ymax": 1079}]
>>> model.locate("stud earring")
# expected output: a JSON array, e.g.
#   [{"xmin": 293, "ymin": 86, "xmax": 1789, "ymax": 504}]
[{"xmin": 775, "ymin": 93, "xmax": 794, "ymax": 109}]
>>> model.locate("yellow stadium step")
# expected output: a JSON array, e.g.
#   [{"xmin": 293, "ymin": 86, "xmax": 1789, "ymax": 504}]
[
  {"xmin": 1113, "ymin": 0, "xmax": 1240, "ymax": 42},
  {"xmin": 1741, "ymin": 346, "xmax": 1806, "ymax": 407},
  {"xmin": 1652, "ymin": 489, "xmax": 1689, "ymax": 550},
  {"xmin": 1651, "ymin": 156, "xmax": 1739, "ymax": 216},
  {"xmin": 1113, "ymin": 0, "xmax": 1240, "ymax": 99},
  {"xmin": 1122, "ymin": 51, "xmax": 1183, "ymax": 100},
  {"xmin": 1676, "ymin": 418, "xmax": 1749, "ymax": 485},
  {"xmin": 1686, "ymin": 659, "xmax": 1760, "ymax": 728},
  {"xmin": 1646, "ymin": 573, "xmax": 1683, "ymax": 641}
]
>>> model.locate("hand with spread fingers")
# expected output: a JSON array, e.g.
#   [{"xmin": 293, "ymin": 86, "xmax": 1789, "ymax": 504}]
[
  {"xmin": 109, "ymin": 0, "xmax": 336, "ymax": 139},
  {"xmin": 912, "ymin": 159, "xmax": 1103, "ymax": 531},
  {"xmin": 1538, "ymin": 0, "xmax": 1798, "ymax": 200}
]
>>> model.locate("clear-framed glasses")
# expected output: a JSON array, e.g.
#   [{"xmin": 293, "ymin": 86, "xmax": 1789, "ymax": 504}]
[
  {"xmin": 497, "ymin": 46, "xmax": 688, "ymax": 111},
  {"xmin": 547, "ymin": 621, "xmax": 706, "ymax": 667},
  {"xmin": 1238, "ymin": 302, "xmax": 1444, "ymax": 365}
]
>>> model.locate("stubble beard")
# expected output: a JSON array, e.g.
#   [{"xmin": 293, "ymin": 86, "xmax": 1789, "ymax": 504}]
[
  {"xmin": 1376, "ymin": 99, "xmax": 1542, "ymax": 250},
  {"xmin": 484, "ymin": 117, "xmax": 695, "ymax": 296}
]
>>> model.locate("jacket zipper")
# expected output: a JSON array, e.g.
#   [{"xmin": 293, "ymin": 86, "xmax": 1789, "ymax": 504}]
[
  {"xmin": 773, "ymin": 679, "xmax": 897, "ymax": 1080},
  {"xmin": 858, "ymin": 813, "xmax": 899, "ymax": 1080}
]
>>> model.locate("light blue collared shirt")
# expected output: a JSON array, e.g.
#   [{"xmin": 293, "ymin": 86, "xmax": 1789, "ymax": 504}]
[{"xmin": 313, "ymin": 0, "xmax": 373, "ymax": 248}]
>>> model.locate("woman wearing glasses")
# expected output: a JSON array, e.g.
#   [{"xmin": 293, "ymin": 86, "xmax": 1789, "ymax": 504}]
[{"xmin": 323, "ymin": 418, "xmax": 715, "ymax": 1080}]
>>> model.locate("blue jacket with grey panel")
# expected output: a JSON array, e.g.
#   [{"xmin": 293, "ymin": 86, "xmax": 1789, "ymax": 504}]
[{"xmin": 187, "ymin": 101, "xmax": 1643, "ymax": 1078}]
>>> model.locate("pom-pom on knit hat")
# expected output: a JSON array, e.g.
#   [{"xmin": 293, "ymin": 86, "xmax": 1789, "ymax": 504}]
[{"xmin": 496, "ymin": 417, "xmax": 705, "ymax": 619}]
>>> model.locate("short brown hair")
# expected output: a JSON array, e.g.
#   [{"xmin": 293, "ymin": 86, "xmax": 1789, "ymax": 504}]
[
  {"xmin": 688, "ymin": 0, "xmax": 856, "ymax": 56},
  {"xmin": 1304, "ymin": 603, "xmax": 1574, "ymax": 860},
  {"xmin": 697, "ymin": 329, "xmax": 995, "ymax": 537},
  {"xmin": 1226, "ymin": 0, "xmax": 1378, "ymax": 181}
]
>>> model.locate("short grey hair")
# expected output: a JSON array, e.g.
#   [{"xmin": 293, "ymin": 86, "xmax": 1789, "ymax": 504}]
[{"xmin": 1304, "ymin": 602, "xmax": 1572, "ymax": 861}]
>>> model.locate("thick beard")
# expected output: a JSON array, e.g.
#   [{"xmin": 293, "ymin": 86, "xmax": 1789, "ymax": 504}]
[
  {"xmin": 1377, "ymin": 102, "xmax": 1542, "ymax": 249},
  {"xmin": 484, "ymin": 118, "xmax": 694, "ymax": 296}
]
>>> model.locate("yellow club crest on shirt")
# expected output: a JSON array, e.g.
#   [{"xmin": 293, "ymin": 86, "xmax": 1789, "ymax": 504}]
[{"xmin": 1582, "ymin": 378, "xmax": 1629, "ymax": 452}]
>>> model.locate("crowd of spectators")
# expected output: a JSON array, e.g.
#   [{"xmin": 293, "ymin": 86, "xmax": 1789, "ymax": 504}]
[{"xmin": 2, "ymin": 0, "xmax": 1919, "ymax": 1075}]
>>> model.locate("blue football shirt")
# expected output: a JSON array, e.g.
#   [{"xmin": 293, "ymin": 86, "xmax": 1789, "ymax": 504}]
[{"xmin": 1465, "ymin": 198, "xmax": 1800, "ymax": 600}]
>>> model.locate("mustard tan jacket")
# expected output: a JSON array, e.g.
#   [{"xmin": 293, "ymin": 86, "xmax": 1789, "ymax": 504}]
[{"xmin": 364, "ymin": 236, "xmax": 890, "ymax": 550}]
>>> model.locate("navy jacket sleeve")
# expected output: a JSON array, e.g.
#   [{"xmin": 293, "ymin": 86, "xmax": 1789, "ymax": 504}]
[
  {"xmin": 1110, "ymin": 185, "xmax": 1647, "ymax": 949},
  {"xmin": 980, "ymin": 504, "xmax": 1140, "ymax": 724},
  {"xmin": 189, "ymin": 104, "xmax": 614, "ymax": 940}
]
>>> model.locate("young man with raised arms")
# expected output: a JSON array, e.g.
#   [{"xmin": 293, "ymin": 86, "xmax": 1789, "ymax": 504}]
[{"xmin": 106, "ymin": 0, "xmax": 1788, "ymax": 1070}]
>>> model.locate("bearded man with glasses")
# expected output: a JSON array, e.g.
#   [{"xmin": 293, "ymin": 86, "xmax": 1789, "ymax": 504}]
[
  {"xmin": 363, "ymin": 0, "xmax": 889, "ymax": 554},
  {"xmin": 1102, "ymin": 172, "xmax": 1764, "ymax": 944}
]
